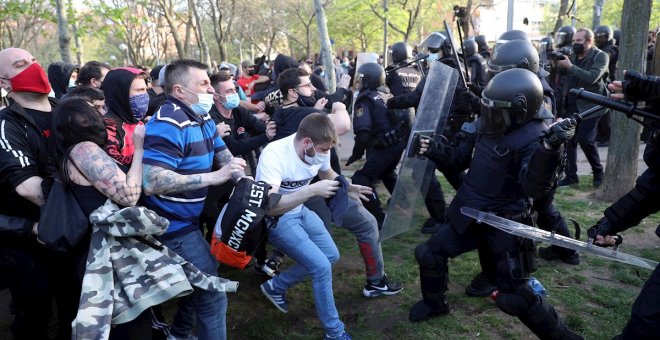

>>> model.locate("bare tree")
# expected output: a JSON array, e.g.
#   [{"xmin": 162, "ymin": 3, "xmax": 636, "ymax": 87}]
[
  {"xmin": 592, "ymin": 0, "xmax": 605, "ymax": 29},
  {"xmin": 553, "ymin": 0, "xmax": 574, "ymax": 33},
  {"xmin": 189, "ymin": 0, "xmax": 211, "ymax": 65},
  {"xmin": 0, "ymin": 1, "xmax": 52, "ymax": 51},
  {"xmin": 153, "ymin": 0, "xmax": 186, "ymax": 59},
  {"xmin": 370, "ymin": 0, "xmax": 423, "ymax": 42},
  {"xmin": 55, "ymin": 0, "xmax": 72, "ymax": 62},
  {"xmin": 314, "ymin": 0, "xmax": 335, "ymax": 92},
  {"xmin": 595, "ymin": 0, "xmax": 653, "ymax": 201}
]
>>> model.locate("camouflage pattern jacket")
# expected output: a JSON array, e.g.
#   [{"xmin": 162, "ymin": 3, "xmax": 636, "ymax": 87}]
[{"xmin": 72, "ymin": 200, "xmax": 238, "ymax": 340}]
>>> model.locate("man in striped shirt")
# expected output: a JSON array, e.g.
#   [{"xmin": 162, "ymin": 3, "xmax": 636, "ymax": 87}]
[{"xmin": 142, "ymin": 59, "xmax": 246, "ymax": 340}]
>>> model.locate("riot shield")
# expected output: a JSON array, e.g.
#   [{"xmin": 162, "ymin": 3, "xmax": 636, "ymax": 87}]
[
  {"xmin": 380, "ymin": 61, "xmax": 458, "ymax": 240},
  {"xmin": 351, "ymin": 52, "xmax": 380, "ymax": 114}
]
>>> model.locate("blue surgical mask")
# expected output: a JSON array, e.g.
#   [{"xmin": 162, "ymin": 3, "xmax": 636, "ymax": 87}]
[
  {"xmin": 128, "ymin": 93, "xmax": 150, "ymax": 120},
  {"xmin": 427, "ymin": 53, "xmax": 439, "ymax": 61},
  {"xmin": 222, "ymin": 93, "xmax": 240, "ymax": 110},
  {"xmin": 193, "ymin": 93, "xmax": 214, "ymax": 115}
]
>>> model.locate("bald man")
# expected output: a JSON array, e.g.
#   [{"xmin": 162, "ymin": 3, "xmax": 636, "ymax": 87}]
[{"xmin": 0, "ymin": 47, "xmax": 77, "ymax": 339}]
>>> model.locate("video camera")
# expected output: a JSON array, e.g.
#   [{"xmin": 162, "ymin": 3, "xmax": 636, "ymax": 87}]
[{"xmin": 453, "ymin": 5, "xmax": 468, "ymax": 19}]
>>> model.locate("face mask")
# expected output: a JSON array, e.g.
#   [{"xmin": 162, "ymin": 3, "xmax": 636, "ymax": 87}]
[
  {"xmin": 129, "ymin": 93, "xmax": 150, "ymax": 120},
  {"xmin": 304, "ymin": 142, "xmax": 329, "ymax": 165},
  {"xmin": 572, "ymin": 43, "xmax": 585, "ymax": 55},
  {"xmin": 182, "ymin": 86, "xmax": 213, "ymax": 115},
  {"xmin": 427, "ymin": 53, "xmax": 439, "ymax": 61},
  {"xmin": 68, "ymin": 78, "xmax": 77, "ymax": 88},
  {"xmin": 222, "ymin": 93, "xmax": 240, "ymax": 110},
  {"xmin": 6, "ymin": 63, "xmax": 52, "ymax": 94},
  {"xmin": 295, "ymin": 90, "xmax": 317, "ymax": 107},
  {"xmin": 247, "ymin": 69, "xmax": 255, "ymax": 76}
]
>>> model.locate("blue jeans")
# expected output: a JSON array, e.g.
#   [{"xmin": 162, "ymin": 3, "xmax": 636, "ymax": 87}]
[
  {"xmin": 268, "ymin": 206, "xmax": 344, "ymax": 336},
  {"xmin": 160, "ymin": 230, "xmax": 228, "ymax": 340}
]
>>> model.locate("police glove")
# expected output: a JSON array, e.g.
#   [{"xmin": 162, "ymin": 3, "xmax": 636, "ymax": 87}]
[
  {"xmin": 587, "ymin": 217, "xmax": 623, "ymax": 248},
  {"xmin": 346, "ymin": 141, "xmax": 368, "ymax": 166},
  {"xmin": 542, "ymin": 119, "xmax": 576, "ymax": 150},
  {"xmin": 420, "ymin": 136, "xmax": 454, "ymax": 163}
]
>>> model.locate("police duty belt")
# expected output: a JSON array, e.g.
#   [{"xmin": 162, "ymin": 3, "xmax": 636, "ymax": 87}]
[{"xmin": 461, "ymin": 207, "xmax": 658, "ymax": 271}]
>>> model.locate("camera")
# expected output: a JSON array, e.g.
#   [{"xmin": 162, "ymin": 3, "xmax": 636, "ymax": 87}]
[{"xmin": 549, "ymin": 51, "xmax": 566, "ymax": 61}]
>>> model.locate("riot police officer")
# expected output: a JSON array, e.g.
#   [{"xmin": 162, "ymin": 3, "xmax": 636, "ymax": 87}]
[
  {"xmin": 493, "ymin": 30, "xmax": 530, "ymax": 52},
  {"xmin": 463, "ymin": 39, "xmax": 580, "ymax": 298},
  {"xmin": 386, "ymin": 42, "xmax": 422, "ymax": 96},
  {"xmin": 591, "ymin": 70, "xmax": 660, "ymax": 339},
  {"xmin": 389, "ymin": 31, "xmax": 478, "ymax": 234},
  {"xmin": 386, "ymin": 41, "xmax": 422, "ymax": 134},
  {"xmin": 555, "ymin": 26, "xmax": 576, "ymax": 49},
  {"xmin": 348, "ymin": 62, "xmax": 407, "ymax": 228},
  {"xmin": 595, "ymin": 25, "xmax": 619, "ymax": 82},
  {"xmin": 409, "ymin": 68, "xmax": 582, "ymax": 340},
  {"xmin": 463, "ymin": 39, "xmax": 488, "ymax": 87},
  {"xmin": 474, "ymin": 35, "xmax": 491, "ymax": 59}
]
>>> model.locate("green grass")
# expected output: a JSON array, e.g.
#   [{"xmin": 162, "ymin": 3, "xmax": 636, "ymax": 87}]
[{"xmin": 161, "ymin": 174, "xmax": 659, "ymax": 339}]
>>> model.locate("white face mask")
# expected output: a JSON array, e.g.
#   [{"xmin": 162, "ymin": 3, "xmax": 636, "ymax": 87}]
[{"xmin": 304, "ymin": 142, "xmax": 329, "ymax": 165}]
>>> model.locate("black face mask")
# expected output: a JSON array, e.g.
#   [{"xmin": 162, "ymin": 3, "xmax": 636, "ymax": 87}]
[
  {"xmin": 247, "ymin": 69, "xmax": 255, "ymax": 76},
  {"xmin": 572, "ymin": 43, "xmax": 585, "ymax": 55},
  {"xmin": 295, "ymin": 90, "xmax": 317, "ymax": 107}
]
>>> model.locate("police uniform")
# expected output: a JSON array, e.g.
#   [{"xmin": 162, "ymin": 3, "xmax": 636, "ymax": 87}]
[
  {"xmin": 410, "ymin": 69, "xmax": 581, "ymax": 340},
  {"xmin": 350, "ymin": 88, "xmax": 407, "ymax": 228}
]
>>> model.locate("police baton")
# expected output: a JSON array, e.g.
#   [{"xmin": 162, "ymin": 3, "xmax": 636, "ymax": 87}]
[
  {"xmin": 385, "ymin": 54, "xmax": 430, "ymax": 74},
  {"xmin": 570, "ymin": 88, "xmax": 659, "ymax": 123}
]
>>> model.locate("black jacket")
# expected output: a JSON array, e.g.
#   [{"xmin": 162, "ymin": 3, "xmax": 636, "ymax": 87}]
[{"xmin": 209, "ymin": 105, "xmax": 269, "ymax": 157}]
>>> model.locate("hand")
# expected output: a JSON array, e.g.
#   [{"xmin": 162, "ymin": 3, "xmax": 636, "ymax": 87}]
[
  {"xmin": 345, "ymin": 155, "xmax": 360, "ymax": 166},
  {"xmin": 311, "ymin": 179, "xmax": 340, "ymax": 198},
  {"xmin": 594, "ymin": 234, "xmax": 619, "ymax": 246},
  {"xmin": 132, "ymin": 122, "xmax": 145, "ymax": 150},
  {"xmin": 331, "ymin": 101, "xmax": 346, "ymax": 113},
  {"xmin": 265, "ymin": 121, "xmax": 276, "ymax": 140},
  {"xmin": 255, "ymin": 101, "xmax": 266, "ymax": 112},
  {"xmin": 216, "ymin": 122, "xmax": 231, "ymax": 137},
  {"xmin": 418, "ymin": 137, "xmax": 433, "ymax": 155},
  {"xmin": 378, "ymin": 91, "xmax": 393, "ymax": 104},
  {"xmin": 608, "ymin": 81, "xmax": 624, "ymax": 100},
  {"xmin": 213, "ymin": 157, "xmax": 247, "ymax": 184},
  {"xmin": 588, "ymin": 217, "xmax": 622, "ymax": 247},
  {"xmin": 314, "ymin": 97, "xmax": 329, "ymax": 110},
  {"xmin": 556, "ymin": 58, "xmax": 572, "ymax": 69},
  {"xmin": 347, "ymin": 183, "xmax": 372, "ymax": 202},
  {"xmin": 543, "ymin": 118, "xmax": 576, "ymax": 150},
  {"xmin": 337, "ymin": 74, "xmax": 351, "ymax": 89},
  {"xmin": 254, "ymin": 111, "xmax": 269, "ymax": 122}
]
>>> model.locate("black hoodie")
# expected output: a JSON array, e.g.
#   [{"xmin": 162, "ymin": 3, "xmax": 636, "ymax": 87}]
[
  {"xmin": 102, "ymin": 67, "xmax": 147, "ymax": 170},
  {"xmin": 47, "ymin": 62, "xmax": 77, "ymax": 99}
]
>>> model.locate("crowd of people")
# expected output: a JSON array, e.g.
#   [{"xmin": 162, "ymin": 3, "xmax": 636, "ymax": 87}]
[{"xmin": 0, "ymin": 21, "xmax": 658, "ymax": 340}]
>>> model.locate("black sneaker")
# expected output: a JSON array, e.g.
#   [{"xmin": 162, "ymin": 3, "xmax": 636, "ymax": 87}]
[
  {"xmin": 557, "ymin": 177, "xmax": 579, "ymax": 187},
  {"xmin": 363, "ymin": 275, "xmax": 404, "ymax": 297},
  {"xmin": 465, "ymin": 272, "xmax": 497, "ymax": 297},
  {"xmin": 593, "ymin": 172, "xmax": 604, "ymax": 188},
  {"xmin": 409, "ymin": 299, "xmax": 449, "ymax": 322},
  {"xmin": 538, "ymin": 246, "xmax": 580, "ymax": 265}
]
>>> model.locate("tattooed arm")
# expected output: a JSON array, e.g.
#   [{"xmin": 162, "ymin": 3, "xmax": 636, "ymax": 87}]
[
  {"xmin": 142, "ymin": 158, "xmax": 247, "ymax": 195},
  {"xmin": 15, "ymin": 176, "xmax": 45, "ymax": 206},
  {"xmin": 214, "ymin": 148, "xmax": 247, "ymax": 182},
  {"xmin": 70, "ymin": 141, "xmax": 142, "ymax": 207}
]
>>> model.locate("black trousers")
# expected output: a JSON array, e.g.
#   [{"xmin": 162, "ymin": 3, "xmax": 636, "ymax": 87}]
[{"xmin": 619, "ymin": 263, "xmax": 660, "ymax": 339}]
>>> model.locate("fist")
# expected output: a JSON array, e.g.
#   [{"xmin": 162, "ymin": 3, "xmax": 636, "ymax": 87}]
[{"xmin": 543, "ymin": 118, "xmax": 576, "ymax": 149}]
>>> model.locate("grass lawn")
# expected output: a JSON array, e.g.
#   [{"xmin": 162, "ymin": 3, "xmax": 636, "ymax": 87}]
[{"xmin": 209, "ymin": 173, "xmax": 660, "ymax": 339}]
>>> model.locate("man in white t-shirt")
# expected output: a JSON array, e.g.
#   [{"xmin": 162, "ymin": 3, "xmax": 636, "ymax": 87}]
[{"xmin": 256, "ymin": 113, "xmax": 371, "ymax": 340}]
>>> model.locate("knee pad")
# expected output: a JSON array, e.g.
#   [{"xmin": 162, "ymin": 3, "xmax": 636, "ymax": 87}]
[
  {"xmin": 495, "ymin": 286, "xmax": 538, "ymax": 317},
  {"xmin": 415, "ymin": 243, "xmax": 446, "ymax": 269}
]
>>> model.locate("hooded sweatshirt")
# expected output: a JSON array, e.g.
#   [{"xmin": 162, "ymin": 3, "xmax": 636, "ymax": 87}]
[
  {"xmin": 47, "ymin": 62, "xmax": 77, "ymax": 99},
  {"xmin": 102, "ymin": 67, "xmax": 148, "ymax": 171}
]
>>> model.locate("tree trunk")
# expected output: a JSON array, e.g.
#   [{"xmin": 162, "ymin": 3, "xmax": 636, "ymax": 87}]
[
  {"xmin": 594, "ymin": 0, "xmax": 653, "ymax": 201},
  {"xmin": 189, "ymin": 0, "xmax": 211, "ymax": 66},
  {"xmin": 55, "ymin": 0, "xmax": 72, "ymax": 63},
  {"xmin": 209, "ymin": 0, "xmax": 224, "ymax": 61},
  {"xmin": 592, "ymin": 0, "xmax": 605, "ymax": 29},
  {"xmin": 553, "ymin": 0, "xmax": 569, "ymax": 33},
  {"xmin": 159, "ymin": 0, "xmax": 186, "ymax": 59},
  {"xmin": 314, "ymin": 0, "xmax": 336, "ymax": 93}
]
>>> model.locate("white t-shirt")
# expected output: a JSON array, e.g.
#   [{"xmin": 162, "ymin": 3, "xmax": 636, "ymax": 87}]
[{"xmin": 256, "ymin": 134, "xmax": 330, "ymax": 215}]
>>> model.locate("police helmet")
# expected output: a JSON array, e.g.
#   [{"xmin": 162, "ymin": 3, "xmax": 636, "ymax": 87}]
[
  {"xmin": 463, "ymin": 39, "xmax": 478, "ymax": 57},
  {"xmin": 554, "ymin": 26, "xmax": 576, "ymax": 48},
  {"xmin": 488, "ymin": 40, "xmax": 540, "ymax": 78},
  {"xmin": 540, "ymin": 37, "xmax": 554, "ymax": 52},
  {"xmin": 357, "ymin": 62, "xmax": 385, "ymax": 91},
  {"xmin": 480, "ymin": 68, "xmax": 543, "ymax": 136},
  {"xmin": 613, "ymin": 29, "xmax": 622, "ymax": 46},
  {"xmin": 594, "ymin": 25, "xmax": 614, "ymax": 48},
  {"xmin": 426, "ymin": 31, "xmax": 453, "ymax": 56},
  {"xmin": 474, "ymin": 35, "xmax": 488, "ymax": 49},
  {"xmin": 391, "ymin": 42, "xmax": 412, "ymax": 63},
  {"xmin": 494, "ymin": 30, "xmax": 531, "ymax": 52}
]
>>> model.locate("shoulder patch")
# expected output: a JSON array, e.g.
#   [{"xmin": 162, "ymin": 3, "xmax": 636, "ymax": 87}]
[{"xmin": 355, "ymin": 107, "xmax": 363, "ymax": 117}]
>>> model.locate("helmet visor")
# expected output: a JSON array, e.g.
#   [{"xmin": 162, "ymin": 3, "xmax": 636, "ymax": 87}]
[{"xmin": 480, "ymin": 96, "xmax": 513, "ymax": 136}]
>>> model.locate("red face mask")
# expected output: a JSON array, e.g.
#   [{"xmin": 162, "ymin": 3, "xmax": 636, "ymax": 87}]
[{"xmin": 9, "ymin": 63, "xmax": 52, "ymax": 94}]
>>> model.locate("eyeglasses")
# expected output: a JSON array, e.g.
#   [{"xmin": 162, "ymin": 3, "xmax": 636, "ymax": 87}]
[{"xmin": 296, "ymin": 83, "xmax": 314, "ymax": 90}]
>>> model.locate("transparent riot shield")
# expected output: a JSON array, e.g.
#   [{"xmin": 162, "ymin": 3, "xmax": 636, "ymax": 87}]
[{"xmin": 380, "ymin": 61, "xmax": 458, "ymax": 240}]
